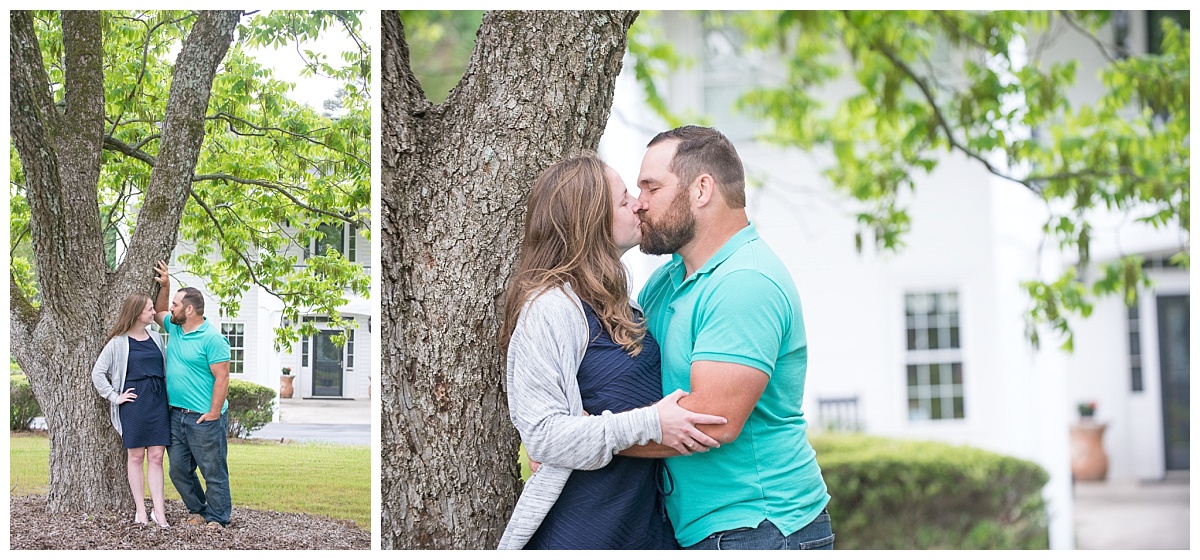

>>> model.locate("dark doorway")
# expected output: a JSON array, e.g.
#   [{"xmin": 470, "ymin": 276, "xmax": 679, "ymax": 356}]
[
  {"xmin": 1156, "ymin": 295, "xmax": 1189, "ymax": 470},
  {"xmin": 312, "ymin": 330, "xmax": 344, "ymax": 397}
]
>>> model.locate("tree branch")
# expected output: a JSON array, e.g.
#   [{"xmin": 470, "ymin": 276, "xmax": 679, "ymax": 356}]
[
  {"xmin": 10, "ymin": 224, "xmax": 30, "ymax": 255},
  {"xmin": 1058, "ymin": 11, "xmax": 1118, "ymax": 65},
  {"xmin": 9, "ymin": 11, "xmax": 61, "ymax": 139},
  {"xmin": 12, "ymin": 11, "xmax": 110, "ymax": 310},
  {"xmin": 333, "ymin": 11, "xmax": 370, "ymax": 74},
  {"xmin": 102, "ymin": 134, "xmax": 362, "ymax": 227},
  {"xmin": 380, "ymin": 11, "xmax": 430, "ymax": 173},
  {"xmin": 129, "ymin": 133, "xmax": 162, "ymax": 152},
  {"xmin": 115, "ymin": 10, "xmax": 241, "ymax": 287},
  {"xmin": 188, "ymin": 191, "xmax": 304, "ymax": 301},
  {"xmin": 843, "ymin": 13, "xmax": 1042, "ymax": 194},
  {"xmin": 933, "ymin": 11, "xmax": 994, "ymax": 53},
  {"xmin": 103, "ymin": 135, "xmax": 157, "ymax": 165},
  {"xmin": 193, "ymin": 173, "xmax": 363, "ymax": 226},
  {"xmin": 100, "ymin": 179, "xmax": 138, "ymax": 241},
  {"xmin": 60, "ymin": 11, "xmax": 106, "ymax": 171},
  {"xmin": 10, "ymin": 271, "xmax": 41, "ymax": 336},
  {"xmin": 845, "ymin": 12, "xmax": 1171, "ymax": 195},
  {"xmin": 209, "ymin": 111, "xmax": 368, "ymax": 166},
  {"xmin": 106, "ymin": 14, "xmax": 194, "ymax": 141},
  {"xmin": 1057, "ymin": 11, "xmax": 1172, "ymax": 86}
]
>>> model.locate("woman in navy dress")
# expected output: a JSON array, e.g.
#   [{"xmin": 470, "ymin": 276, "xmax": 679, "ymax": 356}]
[
  {"xmin": 523, "ymin": 301, "xmax": 675, "ymax": 549},
  {"xmin": 498, "ymin": 155, "xmax": 727, "ymax": 549},
  {"xmin": 91, "ymin": 293, "xmax": 170, "ymax": 528}
]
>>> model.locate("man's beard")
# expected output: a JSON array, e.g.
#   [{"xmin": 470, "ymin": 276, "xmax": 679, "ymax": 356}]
[
  {"xmin": 170, "ymin": 313, "xmax": 186, "ymax": 326},
  {"xmin": 639, "ymin": 188, "xmax": 696, "ymax": 255}
]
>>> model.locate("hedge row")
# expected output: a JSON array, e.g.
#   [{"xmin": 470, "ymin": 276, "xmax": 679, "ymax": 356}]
[
  {"xmin": 10, "ymin": 374, "xmax": 41, "ymax": 431},
  {"xmin": 812, "ymin": 433, "xmax": 1050, "ymax": 549},
  {"xmin": 225, "ymin": 378, "xmax": 276, "ymax": 438}
]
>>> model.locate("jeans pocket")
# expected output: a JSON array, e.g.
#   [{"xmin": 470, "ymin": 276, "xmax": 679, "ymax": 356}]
[
  {"xmin": 788, "ymin": 511, "xmax": 834, "ymax": 550},
  {"xmin": 716, "ymin": 522, "xmax": 784, "ymax": 550},
  {"xmin": 794, "ymin": 533, "xmax": 835, "ymax": 550},
  {"xmin": 195, "ymin": 416, "xmax": 221, "ymax": 431}
]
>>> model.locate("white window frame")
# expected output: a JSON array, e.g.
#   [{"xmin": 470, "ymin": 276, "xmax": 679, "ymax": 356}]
[
  {"xmin": 220, "ymin": 322, "xmax": 246, "ymax": 376},
  {"xmin": 308, "ymin": 223, "xmax": 358, "ymax": 263},
  {"xmin": 904, "ymin": 291, "xmax": 965, "ymax": 422}
]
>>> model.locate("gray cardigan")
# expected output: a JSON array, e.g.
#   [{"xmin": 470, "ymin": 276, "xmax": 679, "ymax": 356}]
[
  {"xmin": 498, "ymin": 283, "xmax": 662, "ymax": 550},
  {"xmin": 90, "ymin": 328, "xmax": 166, "ymax": 436}
]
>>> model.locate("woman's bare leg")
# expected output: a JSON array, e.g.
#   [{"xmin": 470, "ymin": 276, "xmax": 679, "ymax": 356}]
[
  {"xmin": 127, "ymin": 447, "xmax": 147, "ymax": 524},
  {"xmin": 147, "ymin": 446, "xmax": 168, "ymax": 526}
]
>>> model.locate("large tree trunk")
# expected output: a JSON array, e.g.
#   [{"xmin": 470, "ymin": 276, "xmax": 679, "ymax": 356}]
[
  {"xmin": 8, "ymin": 10, "xmax": 240, "ymax": 513},
  {"xmin": 380, "ymin": 10, "xmax": 637, "ymax": 549}
]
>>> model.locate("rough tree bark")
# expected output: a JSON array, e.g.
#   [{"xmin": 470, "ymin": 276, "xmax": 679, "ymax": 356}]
[
  {"xmin": 380, "ymin": 10, "xmax": 638, "ymax": 549},
  {"xmin": 8, "ymin": 10, "xmax": 241, "ymax": 513}
]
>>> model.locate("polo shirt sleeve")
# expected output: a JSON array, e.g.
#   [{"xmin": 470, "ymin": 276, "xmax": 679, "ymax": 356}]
[
  {"xmin": 162, "ymin": 314, "xmax": 178, "ymax": 336},
  {"xmin": 691, "ymin": 270, "xmax": 791, "ymax": 376},
  {"xmin": 206, "ymin": 329, "xmax": 232, "ymax": 365}
]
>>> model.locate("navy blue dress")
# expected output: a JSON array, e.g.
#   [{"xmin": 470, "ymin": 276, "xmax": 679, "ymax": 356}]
[
  {"xmin": 525, "ymin": 302, "xmax": 677, "ymax": 550},
  {"xmin": 119, "ymin": 336, "xmax": 169, "ymax": 449}
]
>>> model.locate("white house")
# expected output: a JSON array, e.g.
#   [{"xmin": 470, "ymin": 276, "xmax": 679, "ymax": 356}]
[
  {"xmin": 156, "ymin": 220, "xmax": 371, "ymax": 408},
  {"xmin": 600, "ymin": 11, "xmax": 1188, "ymax": 550}
]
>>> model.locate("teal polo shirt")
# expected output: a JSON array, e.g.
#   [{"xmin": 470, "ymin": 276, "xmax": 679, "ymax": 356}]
[
  {"xmin": 162, "ymin": 314, "xmax": 230, "ymax": 414},
  {"xmin": 639, "ymin": 223, "xmax": 830, "ymax": 547}
]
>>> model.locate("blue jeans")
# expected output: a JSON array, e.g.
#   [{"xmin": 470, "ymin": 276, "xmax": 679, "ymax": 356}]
[
  {"xmin": 168, "ymin": 408, "xmax": 231, "ymax": 525},
  {"xmin": 684, "ymin": 510, "xmax": 835, "ymax": 550}
]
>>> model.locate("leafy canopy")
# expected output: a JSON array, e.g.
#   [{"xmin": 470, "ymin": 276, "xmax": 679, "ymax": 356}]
[
  {"xmin": 9, "ymin": 10, "xmax": 371, "ymax": 349},
  {"xmin": 696, "ymin": 10, "xmax": 1188, "ymax": 351}
]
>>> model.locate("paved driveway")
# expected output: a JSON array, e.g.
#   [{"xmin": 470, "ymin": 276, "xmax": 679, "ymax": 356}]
[
  {"xmin": 247, "ymin": 397, "xmax": 370, "ymax": 446},
  {"xmin": 1073, "ymin": 475, "xmax": 1190, "ymax": 549},
  {"xmin": 249, "ymin": 422, "xmax": 369, "ymax": 446}
]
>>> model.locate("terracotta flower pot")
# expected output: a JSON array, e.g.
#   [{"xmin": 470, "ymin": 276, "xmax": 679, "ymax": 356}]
[
  {"xmin": 280, "ymin": 375, "xmax": 295, "ymax": 399},
  {"xmin": 1069, "ymin": 420, "xmax": 1108, "ymax": 481}
]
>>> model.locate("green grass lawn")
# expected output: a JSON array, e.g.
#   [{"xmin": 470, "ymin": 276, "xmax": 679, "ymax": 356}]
[
  {"xmin": 9, "ymin": 432, "xmax": 370, "ymax": 530},
  {"xmin": 518, "ymin": 444, "xmax": 532, "ymax": 481}
]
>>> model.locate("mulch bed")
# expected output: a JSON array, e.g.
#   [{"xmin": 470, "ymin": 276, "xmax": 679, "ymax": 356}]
[{"xmin": 9, "ymin": 494, "xmax": 370, "ymax": 550}]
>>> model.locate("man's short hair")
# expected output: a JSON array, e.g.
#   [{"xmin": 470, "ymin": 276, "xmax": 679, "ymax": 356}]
[
  {"xmin": 648, "ymin": 125, "xmax": 746, "ymax": 208},
  {"xmin": 178, "ymin": 287, "xmax": 205, "ymax": 317}
]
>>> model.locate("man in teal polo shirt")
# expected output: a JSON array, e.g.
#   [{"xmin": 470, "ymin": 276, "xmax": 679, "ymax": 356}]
[
  {"xmin": 627, "ymin": 126, "xmax": 832, "ymax": 549},
  {"xmin": 153, "ymin": 261, "xmax": 232, "ymax": 529}
]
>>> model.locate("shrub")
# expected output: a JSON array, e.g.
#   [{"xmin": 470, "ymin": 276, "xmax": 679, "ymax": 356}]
[
  {"xmin": 226, "ymin": 378, "xmax": 276, "ymax": 438},
  {"xmin": 811, "ymin": 433, "xmax": 1050, "ymax": 549},
  {"xmin": 10, "ymin": 374, "xmax": 42, "ymax": 432}
]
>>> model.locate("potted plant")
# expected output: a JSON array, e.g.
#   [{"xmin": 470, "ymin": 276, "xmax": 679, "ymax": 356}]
[
  {"xmin": 1069, "ymin": 401, "xmax": 1107, "ymax": 481},
  {"xmin": 280, "ymin": 367, "xmax": 295, "ymax": 399},
  {"xmin": 1077, "ymin": 401, "xmax": 1097, "ymax": 419}
]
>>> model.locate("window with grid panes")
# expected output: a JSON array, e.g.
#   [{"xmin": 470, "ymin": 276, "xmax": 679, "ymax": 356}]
[
  {"xmin": 905, "ymin": 292, "xmax": 965, "ymax": 421},
  {"xmin": 1127, "ymin": 298, "xmax": 1143, "ymax": 392},
  {"xmin": 220, "ymin": 323, "xmax": 245, "ymax": 375}
]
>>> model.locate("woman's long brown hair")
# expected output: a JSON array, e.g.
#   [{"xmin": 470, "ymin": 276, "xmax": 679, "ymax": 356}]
[
  {"xmin": 107, "ymin": 293, "xmax": 152, "ymax": 342},
  {"xmin": 500, "ymin": 154, "xmax": 645, "ymax": 356}
]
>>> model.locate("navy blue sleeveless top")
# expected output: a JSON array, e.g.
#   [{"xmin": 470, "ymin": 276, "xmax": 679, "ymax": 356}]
[
  {"xmin": 126, "ymin": 335, "xmax": 165, "ymax": 381},
  {"xmin": 524, "ymin": 302, "xmax": 677, "ymax": 550}
]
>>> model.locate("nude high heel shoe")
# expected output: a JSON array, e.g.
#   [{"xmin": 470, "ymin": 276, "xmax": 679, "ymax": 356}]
[{"xmin": 151, "ymin": 510, "xmax": 170, "ymax": 528}]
